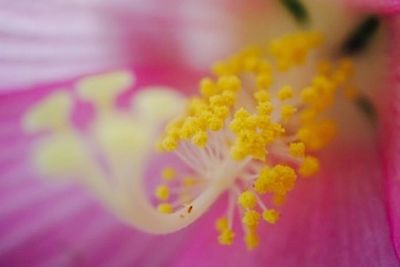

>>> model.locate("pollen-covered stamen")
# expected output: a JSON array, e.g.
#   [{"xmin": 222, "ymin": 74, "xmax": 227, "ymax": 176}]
[{"xmin": 156, "ymin": 31, "xmax": 359, "ymax": 249}]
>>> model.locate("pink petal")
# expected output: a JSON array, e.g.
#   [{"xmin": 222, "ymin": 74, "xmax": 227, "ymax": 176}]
[
  {"xmin": 345, "ymin": 0, "xmax": 400, "ymax": 14},
  {"xmin": 172, "ymin": 140, "xmax": 398, "ymax": 267},
  {"xmin": 381, "ymin": 16, "xmax": 400, "ymax": 261},
  {"xmin": 0, "ymin": 0, "xmax": 235, "ymax": 89}
]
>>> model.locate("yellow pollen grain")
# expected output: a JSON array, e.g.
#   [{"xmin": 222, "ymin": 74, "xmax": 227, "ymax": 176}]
[
  {"xmin": 299, "ymin": 156, "xmax": 320, "ymax": 177},
  {"xmin": 277, "ymin": 85, "xmax": 294, "ymax": 100},
  {"xmin": 281, "ymin": 105, "xmax": 297, "ymax": 121},
  {"xmin": 242, "ymin": 210, "xmax": 261, "ymax": 227},
  {"xmin": 289, "ymin": 142, "xmax": 306, "ymax": 158},
  {"xmin": 157, "ymin": 203, "xmax": 173, "ymax": 214},
  {"xmin": 216, "ymin": 216, "xmax": 229, "ymax": 232},
  {"xmin": 263, "ymin": 209, "xmax": 280, "ymax": 224},
  {"xmin": 218, "ymin": 228, "xmax": 235, "ymax": 245},
  {"xmin": 244, "ymin": 231, "xmax": 260, "ymax": 250},
  {"xmin": 155, "ymin": 185, "xmax": 170, "ymax": 201},
  {"xmin": 238, "ymin": 190, "xmax": 257, "ymax": 209},
  {"xmin": 162, "ymin": 167, "xmax": 176, "ymax": 181}
]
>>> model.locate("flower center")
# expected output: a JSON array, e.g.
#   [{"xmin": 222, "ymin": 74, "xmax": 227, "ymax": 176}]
[{"xmin": 154, "ymin": 31, "xmax": 358, "ymax": 249}]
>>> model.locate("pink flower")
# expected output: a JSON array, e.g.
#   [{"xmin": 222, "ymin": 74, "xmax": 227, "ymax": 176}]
[{"xmin": 1, "ymin": 1, "xmax": 400, "ymax": 266}]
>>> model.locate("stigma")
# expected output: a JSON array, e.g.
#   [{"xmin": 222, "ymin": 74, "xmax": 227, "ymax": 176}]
[{"xmin": 155, "ymin": 31, "xmax": 357, "ymax": 249}]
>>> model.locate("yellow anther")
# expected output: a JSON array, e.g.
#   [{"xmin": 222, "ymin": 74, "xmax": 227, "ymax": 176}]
[
  {"xmin": 297, "ymin": 121, "xmax": 336, "ymax": 151},
  {"xmin": 277, "ymin": 85, "xmax": 294, "ymax": 100},
  {"xmin": 200, "ymin": 78, "xmax": 217, "ymax": 97},
  {"xmin": 192, "ymin": 131, "xmax": 208, "ymax": 147},
  {"xmin": 299, "ymin": 156, "xmax": 320, "ymax": 177},
  {"xmin": 221, "ymin": 90, "xmax": 236, "ymax": 106},
  {"xmin": 244, "ymin": 231, "xmax": 260, "ymax": 250},
  {"xmin": 257, "ymin": 101, "xmax": 273, "ymax": 115},
  {"xmin": 217, "ymin": 75, "xmax": 241, "ymax": 92},
  {"xmin": 161, "ymin": 136, "xmax": 178, "ymax": 151},
  {"xmin": 256, "ymin": 73, "xmax": 272, "ymax": 89},
  {"xmin": 157, "ymin": 203, "xmax": 173, "ymax": 214},
  {"xmin": 208, "ymin": 116, "xmax": 224, "ymax": 131},
  {"xmin": 155, "ymin": 185, "xmax": 170, "ymax": 201},
  {"xmin": 262, "ymin": 209, "xmax": 280, "ymax": 224},
  {"xmin": 213, "ymin": 105, "xmax": 230, "ymax": 119},
  {"xmin": 238, "ymin": 190, "xmax": 257, "ymax": 209},
  {"xmin": 162, "ymin": 167, "xmax": 176, "ymax": 181},
  {"xmin": 216, "ymin": 216, "xmax": 229, "ymax": 232},
  {"xmin": 242, "ymin": 210, "xmax": 261, "ymax": 227},
  {"xmin": 281, "ymin": 105, "xmax": 297, "ymax": 121},
  {"xmin": 243, "ymin": 56, "xmax": 261, "ymax": 72},
  {"xmin": 300, "ymin": 86, "xmax": 318, "ymax": 104},
  {"xmin": 218, "ymin": 228, "xmax": 235, "ymax": 245},
  {"xmin": 300, "ymin": 109, "xmax": 317, "ymax": 124},
  {"xmin": 254, "ymin": 90, "xmax": 270, "ymax": 103},
  {"xmin": 289, "ymin": 142, "xmax": 306, "ymax": 157}
]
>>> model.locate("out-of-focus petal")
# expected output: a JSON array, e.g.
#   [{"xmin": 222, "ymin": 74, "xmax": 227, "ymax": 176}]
[
  {"xmin": 381, "ymin": 15, "xmax": 400, "ymax": 260},
  {"xmin": 345, "ymin": 0, "xmax": 400, "ymax": 14},
  {"xmin": 0, "ymin": 0, "xmax": 236, "ymax": 89}
]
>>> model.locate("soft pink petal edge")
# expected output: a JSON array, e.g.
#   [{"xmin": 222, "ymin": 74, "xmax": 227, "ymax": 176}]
[{"xmin": 381, "ymin": 14, "xmax": 400, "ymax": 261}]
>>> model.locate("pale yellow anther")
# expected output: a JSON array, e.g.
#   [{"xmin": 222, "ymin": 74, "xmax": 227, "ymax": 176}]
[
  {"xmin": 162, "ymin": 167, "xmax": 176, "ymax": 181},
  {"xmin": 77, "ymin": 71, "xmax": 133, "ymax": 109},
  {"xmin": 155, "ymin": 185, "xmax": 170, "ymax": 201},
  {"xmin": 277, "ymin": 85, "xmax": 294, "ymax": 100},
  {"xmin": 218, "ymin": 228, "xmax": 235, "ymax": 245},
  {"xmin": 238, "ymin": 190, "xmax": 257, "ymax": 209},
  {"xmin": 262, "ymin": 209, "xmax": 280, "ymax": 224},
  {"xmin": 157, "ymin": 203, "xmax": 173, "ymax": 214},
  {"xmin": 299, "ymin": 156, "xmax": 320, "ymax": 177},
  {"xmin": 216, "ymin": 216, "xmax": 229, "ymax": 232},
  {"xmin": 289, "ymin": 142, "xmax": 306, "ymax": 157},
  {"xmin": 23, "ymin": 91, "xmax": 72, "ymax": 133},
  {"xmin": 242, "ymin": 210, "xmax": 261, "ymax": 227}
]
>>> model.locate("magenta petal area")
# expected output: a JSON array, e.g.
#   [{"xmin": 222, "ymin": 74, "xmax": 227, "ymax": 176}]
[
  {"xmin": 172, "ymin": 139, "xmax": 398, "ymax": 267},
  {"xmin": 381, "ymin": 16, "xmax": 400, "ymax": 263},
  {"xmin": 345, "ymin": 0, "xmax": 400, "ymax": 14},
  {"xmin": 0, "ymin": 67, "xmax": 202, "ymax": 266}
]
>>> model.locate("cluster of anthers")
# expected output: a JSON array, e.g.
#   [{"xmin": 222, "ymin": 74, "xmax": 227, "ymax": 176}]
[{"xmin": 154, "ymin": 31, "xmax": 358, "ymax": 249}]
